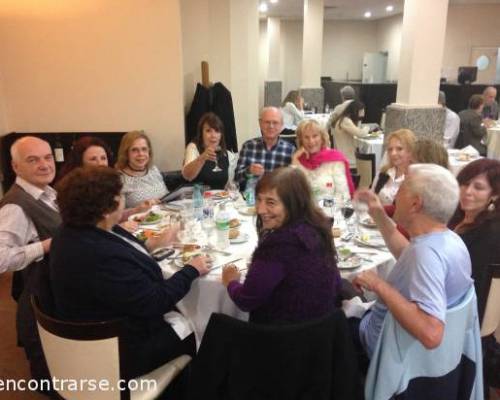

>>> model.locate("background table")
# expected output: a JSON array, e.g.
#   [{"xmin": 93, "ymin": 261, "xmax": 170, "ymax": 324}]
[
  {"xmin": 447, "ymin": 149, "xmax": 481, "ymax": 176},
  {"xmin": 355, "ymin": 133, "xmax": 385, "ymax": 171}
]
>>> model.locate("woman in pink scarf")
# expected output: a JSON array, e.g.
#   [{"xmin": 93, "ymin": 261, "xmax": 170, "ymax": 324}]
[{"xmin": 292, "ymin": 119, "xmax": 354, "ymax": 201}]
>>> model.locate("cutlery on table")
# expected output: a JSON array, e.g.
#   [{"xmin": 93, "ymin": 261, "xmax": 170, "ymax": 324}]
[{"xmin": 209, "ymin": 258, "xmax": 244, "ymax": 273}]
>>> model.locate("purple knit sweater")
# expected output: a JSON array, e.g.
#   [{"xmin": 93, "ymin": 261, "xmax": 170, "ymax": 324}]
[{"xmin": 227, "ymin": 221, "xmax": 341, "ymax": 324}]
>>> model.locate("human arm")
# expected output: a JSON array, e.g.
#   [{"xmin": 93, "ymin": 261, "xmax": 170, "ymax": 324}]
[
  {"xmin": 225, "ymin": 258, "xmax": 286, "ymax": 312},
  {"xmin": 182, "ymin": 143, "xmax": 217, "ymax": 181},
  {"xmin": 144, "ymin": 224, "xmax": 180, "ymax": 252},
  {"xmin": 352, "ymin": 270, "xmax": 444, "ymax": 349},
  {"xmin": 342, "ymin": 118, "xmax": 370, "ymax": 138},
  {"xmin": 0, "ymin": 204, "xmax": 47, "ymax": 273},
  {"xmin": 470, "ymin": 115, "xmax": 488, "ymax": 139},
  {"xmin": 291, "ymin": 147, "xmax": 308, "ymax": 165},
  {"xmin": 354, "ymin": 189, "xmax": 409, "ymax": 258}
]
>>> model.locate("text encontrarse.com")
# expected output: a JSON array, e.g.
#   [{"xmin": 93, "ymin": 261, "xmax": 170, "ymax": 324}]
[{"xmin": 0, "ymin": 378, "xmax": 157, "ymax": 392}]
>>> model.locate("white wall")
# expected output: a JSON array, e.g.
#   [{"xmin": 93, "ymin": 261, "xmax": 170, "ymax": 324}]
[
  {"xmin": 376, "ymin": 15, "xmax": 402, "ymax": 82},
  {"xmin": 0, "ymin": 0, "xmax": 185, "ymax": 171},
  {"xmin": 281, "ymin": 21, "xmax": 303, "ymax": 97},
  {"xmin": 322, "ymin": 20, "xmax": 378, "ymax": 81}
]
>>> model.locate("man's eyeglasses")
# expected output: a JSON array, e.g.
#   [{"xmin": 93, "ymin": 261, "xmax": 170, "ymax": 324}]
[{"xmin": 261, "ymin": 120, "xmax": 281, "ymax": 127}]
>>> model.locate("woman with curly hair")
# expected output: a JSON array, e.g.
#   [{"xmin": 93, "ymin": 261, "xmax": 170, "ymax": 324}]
[{"xmin": 51, "ymin": 166, "xmax": 210, "ymax": 381}]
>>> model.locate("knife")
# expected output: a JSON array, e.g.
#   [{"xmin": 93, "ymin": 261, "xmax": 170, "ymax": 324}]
[{"xmin": 209, "ymin": 258, "xmax": 244, "ymax": 272}]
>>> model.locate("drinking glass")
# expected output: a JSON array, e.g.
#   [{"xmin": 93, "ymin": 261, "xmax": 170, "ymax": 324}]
[
  {"xmin": 226, "ymin": 181, "xmax": 240, "ymax": 202},
  {"xmin": 212, "ymin": 146, "xmax": 222, "ymax": 172},
  {"xmin": 341, "ymin": 197, "xmax": 355, "ymax": 234}
]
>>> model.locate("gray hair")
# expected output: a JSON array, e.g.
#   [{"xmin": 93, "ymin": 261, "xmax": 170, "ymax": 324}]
[
  {"xmin": 340, "ymin": 86, "xmax": 355, "ymax": 101},
  {"xmin": 259, "ymin": 106, "xmax": 283, "ymax": 123},
  {"xmin": 406, "ymin": 164, "xmax": 459, "ymax": 224},
  {"xmin": 438, "ymin": 91, "xmax": 446, "ymax": 106},
  {"xmin": 10, "ymin": 136, "xmax": 49, "ymax": 162}
]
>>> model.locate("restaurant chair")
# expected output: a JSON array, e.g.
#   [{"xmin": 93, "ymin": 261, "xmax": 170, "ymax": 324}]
[
  {"xmin": 162, "ymin": 170, "xmax": 187, "ymax": 192},
  {"xmin": 355, "ymin": 149, "xmax": 375, "ymax": 189},
  {"xmin": 188, "ymin": 310, "xmax": 363, "ymax": 400},
  {"xmin": 280, "ymin": 128, "xmax": 297, "ymax": 146},
  {"xmin": 31, "ymin": 296, "xmax": 191, "ymax": 400},
  {"xmin": 365, "ymin": 286, "xmax": 483, "ymax": 400},
  {"xmin": 479, "ymin": 264, "xmax": 500, "ymax": 396}
]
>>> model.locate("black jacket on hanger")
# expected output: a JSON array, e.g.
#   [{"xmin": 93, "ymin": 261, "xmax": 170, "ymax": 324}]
[{"xmin": 186, "ymin": 82, "xmax": 238, "ymax": 153}]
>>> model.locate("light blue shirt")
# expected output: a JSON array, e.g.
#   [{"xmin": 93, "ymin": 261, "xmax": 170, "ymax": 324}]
[{"xmin": 360, "ymin": 229, "xmax": 473, "ymax": 357}]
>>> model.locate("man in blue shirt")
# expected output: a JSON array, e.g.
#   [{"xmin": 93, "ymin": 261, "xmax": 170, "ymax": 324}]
[
  {"xmin": 235, "ymin": 107, "xmax": 295, "ymax": 188},
  {"xmin": 353, "ymin": 164, "xmax": 473, "ymax": 358}
]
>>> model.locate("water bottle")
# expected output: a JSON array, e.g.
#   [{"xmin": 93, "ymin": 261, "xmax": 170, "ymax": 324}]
[
  {"xmin": 322, "ymin": 182, "xmax": 335, "ymax": 219},
  {"xmin": 215, "ymin": 204, "xmax": 230, "ymax": 249},
  {"xmin": 244, "ymin": 174, "xmax": 256, "ymax": 206},
  {"xmin": 193, "ymin": 184, "xmax": 203, "ymax": 220}
]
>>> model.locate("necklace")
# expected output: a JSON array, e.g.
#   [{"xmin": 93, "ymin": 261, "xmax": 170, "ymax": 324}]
[{"xmin": 125, "ymin": 164, "xmax": 147, "ymax": 175}]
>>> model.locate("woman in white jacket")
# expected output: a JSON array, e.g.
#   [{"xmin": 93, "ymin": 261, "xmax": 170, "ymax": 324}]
[
  {"xmin": 332, "ymin": 100, "xmax": 370, "ymax": 165},
  {"xmin": 281, "ymin": 90, "xmax": 305, "ymax": 129}
]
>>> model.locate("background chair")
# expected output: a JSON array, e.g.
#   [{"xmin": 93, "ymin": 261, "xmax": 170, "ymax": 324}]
[
  {"xmin": 365, "ymin": 286, "xmax": 483, "ymax": 400},
  {"xmin": 31, "ymin": 296, "xmax": 190, "ymax": 400},
  {"xmin": 355, "ymin": 149, "xmax": 375, "ymax": 189},
  {"xmin": 188, "ymin": 310, "xmax": 362, "ymax": 400}
]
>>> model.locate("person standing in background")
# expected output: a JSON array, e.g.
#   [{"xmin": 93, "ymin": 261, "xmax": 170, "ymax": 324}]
[{"xmin": 438, "ymin": 91, "xmax": 460, "ymax": 149}]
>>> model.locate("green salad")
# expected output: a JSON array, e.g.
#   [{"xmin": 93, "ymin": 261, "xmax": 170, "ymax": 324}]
[{"xmin": 142, "ymin": 211, "xmax": 162, "ymax": 223}]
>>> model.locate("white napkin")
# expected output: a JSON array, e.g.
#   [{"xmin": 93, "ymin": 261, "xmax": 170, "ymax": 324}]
[
  {"xmin": 342, "ymin": 296, "xmax": 376, "ymax": 319},
  {"xmin": 459, "ymin": 145, "xmax": 479, "ymax": 156},
  {"xmin": 163, "ymin": 311, "xmax": 193, "ymax": 340}
]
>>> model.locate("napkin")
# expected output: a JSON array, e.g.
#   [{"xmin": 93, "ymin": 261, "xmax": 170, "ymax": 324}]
[
  {"xmin": 342, "ymin": 296, "xmax": 376, "ymax": 319},
  {"xmin": 163, "ymin": 311, "xmax": 193, "ymax": 340},
  {"xmin": 459, "ymin": 145, "xmax": 479, "ymax": 157}
]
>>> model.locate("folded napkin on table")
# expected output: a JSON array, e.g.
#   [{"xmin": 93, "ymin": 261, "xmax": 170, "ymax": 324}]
[{"xmin": 342, "ymin": 296, "xmax": 376, "ymax": 319}]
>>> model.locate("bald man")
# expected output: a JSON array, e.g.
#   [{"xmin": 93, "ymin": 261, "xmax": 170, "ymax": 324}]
[
  {"xmin": 0, "ymin": 136, "xmax": 61, "ymax": 384},
  {"xmin": 482, "ymin": 86, "xmax": 498, "ymax": 121}
]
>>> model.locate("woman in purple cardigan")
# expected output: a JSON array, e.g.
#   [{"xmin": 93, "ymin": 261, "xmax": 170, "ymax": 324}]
[{"xmin": 222, "ymin": 167, "xmax": 341, "ymax": 324}]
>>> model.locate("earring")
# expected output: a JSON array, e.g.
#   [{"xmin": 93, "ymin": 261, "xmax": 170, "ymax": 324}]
[{"xmin": 488, "ymin": 201, "xmax": 496, "ymax": 212}]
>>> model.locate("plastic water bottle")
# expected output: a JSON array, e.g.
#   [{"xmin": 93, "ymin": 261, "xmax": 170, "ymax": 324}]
[
  {"xmin": 193, "ymin": 184, "xmax": 203, "ymax": 220},
  {"xmin": 244, "ymin": 175, "xmax": 256, "ymax": 206},
  {"xmin": 323, "ymin": 182, "xmax": 335, "ymax": 219},
  {"xmin": 215, "ymin": 204, "xmax": 230, "ymax": 249}
]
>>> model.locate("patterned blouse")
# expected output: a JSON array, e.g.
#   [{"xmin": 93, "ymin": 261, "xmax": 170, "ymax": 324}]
[{"xmin": 120, "ymin": 165, "xmax": 168, "ymax": 208}]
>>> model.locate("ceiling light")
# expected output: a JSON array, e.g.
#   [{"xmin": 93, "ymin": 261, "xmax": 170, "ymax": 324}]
[
  {"xmin": 364, "ymin": 11, "xmax": 372, "ymax": 18},
  {"xmin": 259, "ymin": 2, "xmax": 268, "ymax": 12},
  {"xmin": 386, "ymin": 5, "xmax": 394, "ymax": 12},
  {"xmin": 270, "ymin": 0, "xmax": 278, "ymax": 3}
]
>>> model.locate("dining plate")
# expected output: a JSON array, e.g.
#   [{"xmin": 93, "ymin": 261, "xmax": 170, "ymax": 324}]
[
  {"xmin": 354, "ymin": 234, "xmax": 386, "ymax": 248},
  {"xmin": 338, "ymin": 255, "xmax": 362, "ymax": 269},
  {"xmin": 128, "ymin": 210, "xmax": 167, "ymax": 225},
  {"xmin": 204, "ymin": 190, "xmax": 230, "ymax": 199},
  {"xmin": 230, "ymin": 233, "xmax": 249, "ymax": 244},
  {"xmin": 360, "ymin": 217, "xmax": 377, "ymax": 229},
  {"xmin": 238, "ymin": 206, "xmax": 256, "ymax": 216}
]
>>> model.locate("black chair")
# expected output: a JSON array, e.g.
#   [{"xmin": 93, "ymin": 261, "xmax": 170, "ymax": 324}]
[
  {"xmin": 280, "ymin": 128, "xmax": 297, "ymax": 146},
  {"xmin": 31, "ymin": 296, "xmax": 191, "ymax": 400},
  {"xmin": 188, "ymin": 311, "xmax": 362, "ymax": 400},
  {"xmin": 162, "ymin": 170, "xmax": 187, "ymax": 192},
  {"xmin": 354, "ymin": 149, "xmax": 376, "ymax": 189}
]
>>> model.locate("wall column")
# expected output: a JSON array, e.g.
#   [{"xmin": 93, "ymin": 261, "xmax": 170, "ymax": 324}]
[
  {"xmin": 263, "ymin": 17, "xmax": 283, "ymax": 107},
  {"xmin": 385, "ymin": 0, "xmax": 449, "ymax": 140},
  {"xmin": 300, "ymin": 0, "xmax": 324, "ymax": 111}
]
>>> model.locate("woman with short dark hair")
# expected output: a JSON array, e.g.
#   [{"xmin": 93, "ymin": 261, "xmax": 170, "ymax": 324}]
[
  {"xmin": 222, "ymin": 167, "xmax": 341, "ymax": 324},
  {"xmin": 51, "ymin": 166, "xmax": 210, "ymax": 379},
  {"xmin": 182, "ymin": 112, "xmax": 237, "ymax": 189}
]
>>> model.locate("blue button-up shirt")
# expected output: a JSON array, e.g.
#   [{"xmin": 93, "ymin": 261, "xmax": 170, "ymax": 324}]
[{"xmin": 235, "ymin": 137, "xmax": 295, "ymax": 186}]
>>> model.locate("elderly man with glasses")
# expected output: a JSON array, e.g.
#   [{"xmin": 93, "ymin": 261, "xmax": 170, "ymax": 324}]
[{"xmin": 235, "ymin": 107, "xmax": 295, "ymax": 189}]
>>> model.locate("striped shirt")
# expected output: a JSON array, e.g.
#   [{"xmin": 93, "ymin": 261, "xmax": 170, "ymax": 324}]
[{"xmin": 235, "ymin": 137, "xmax": 295, "ymax": 186}]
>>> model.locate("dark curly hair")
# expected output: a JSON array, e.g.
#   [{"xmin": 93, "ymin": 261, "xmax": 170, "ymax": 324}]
[
  {"xmin": 255, "ymin": 167, "xmax": 337, "ymax": 267},
  {"xmin": 56, "ymin": 167, "xmax": 123, "ymax": 227},
  {"xmin": 57, "ymin": 136, "xmax": 113, "ymax": 181},
  {"xmin": 448, "ymin": 158, "xmax": 500, "ymax": 232}
]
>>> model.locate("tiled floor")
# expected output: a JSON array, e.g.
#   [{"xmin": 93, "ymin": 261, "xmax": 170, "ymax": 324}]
[{"xmin": 0, "ymin": 272, "xmax": 46, "ymax": 399}]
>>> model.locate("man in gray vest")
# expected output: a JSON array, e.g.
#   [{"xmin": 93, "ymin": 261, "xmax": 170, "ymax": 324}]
[{"xmin": 0, "ymin": 136, "xmax": 61, "ymax": 384}]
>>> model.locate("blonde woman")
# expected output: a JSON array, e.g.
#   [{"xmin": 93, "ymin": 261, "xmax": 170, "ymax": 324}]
[
  {"xmin": 116, "ymin": 131, "xmax": 168, "ymax": 208},
  {"xmin": 292, "ymin": 119, "xmax": 354, "ymax": 200},
  {"xmin": 372, "ymin": 129, "xmax": 416, "ymax": 205}
]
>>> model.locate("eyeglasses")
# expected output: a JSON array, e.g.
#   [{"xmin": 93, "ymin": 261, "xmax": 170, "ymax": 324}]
[{"xmin": 261, "ymin": 120, "xmax": 281, "ymax": 127}]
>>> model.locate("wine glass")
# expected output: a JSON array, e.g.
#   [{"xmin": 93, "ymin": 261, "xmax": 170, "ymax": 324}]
[
  {"xmin": 212, "ymin": 146, "xmax": 222, "ymax": 172},
  {"xmin": 226, "ymin": 181, "xmax": 240, "ymax": 202},
  {"xmin": 341, "ymin": 197, "xmax": 355, "ymax": 234}
]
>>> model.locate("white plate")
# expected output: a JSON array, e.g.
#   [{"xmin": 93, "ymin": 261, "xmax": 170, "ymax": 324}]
[
  {"xmin": 238, "ymin": 206, "xmax": 256, "ymax": 216},
  {"xmin": 128, "ymin": 210, "xmax": 167, "ymax": 225},
  {"xmin": 338, "ymin": 256, "xmax": 362, "ymax": 269},
  {"xmin": 230, "ymin": 233, "xmax": 249, "ymax": 244},
  {"xmin": 205, "ymin": 190, "xmax": 230, "ymax": 199},
  {"xmin": 360, "ymin": 217, "xmax": 377, "ymax": 229},
  {"xmin": 354, "ymin": 235, "xmax": 386, "ymax": 248}
]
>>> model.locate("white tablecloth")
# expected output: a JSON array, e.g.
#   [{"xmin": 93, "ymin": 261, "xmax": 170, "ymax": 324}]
[
  {"xmin": 158, "ymin": 201, "xmax": 395, "ymax": 344},
  {"xmin": 487, "ymin": 124, "xmax": 500, "ymax": 160},
  {"xmin": 355, "ymin": 134, "xmax": 385, "ymax": 171},
  {"xmin": 447, "ymin": 149, "xmax": 481, "ymax": 176},
  {"xmin": 306, "ymin": 113, "xmax": 330, "ymax": 130}
]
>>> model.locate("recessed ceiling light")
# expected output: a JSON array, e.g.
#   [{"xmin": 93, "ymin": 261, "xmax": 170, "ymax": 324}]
[
  {"xmin": 270, "ymin": 0, "xmax": 278, "ymax": 3},
  {"xmin": 364, "ymin": 11, "xmax": 372, "ymax": 18},
  {"xmin": 386, "ymin": 5, "xmax": 394, "ymax": 12},
  {"xmin": 259, "ymin": 2, "xmax": 268, "ymax": 12}
]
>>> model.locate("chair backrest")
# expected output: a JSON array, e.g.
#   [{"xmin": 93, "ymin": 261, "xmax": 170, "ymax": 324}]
[
  {"xmin": 355, "ymin": 149, "xmax": 375, "ymax": 189},
  {"xmin": 189, "ymin": 310, "xmax": 362, "ymax": 400},
  {"xmin": 480, "ymin": 264, "xmax": 500, "ymax": 337},
  {"xmin": 365, "ymin": 286, "xmax": 483, "ymax": 400},
  {"xmin": 31, "ymin": 296, "xmax": 129, "ymax": 400}
]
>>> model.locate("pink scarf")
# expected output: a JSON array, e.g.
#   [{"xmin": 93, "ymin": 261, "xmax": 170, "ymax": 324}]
[{"xmin": 299, "ymin": 148, "xmax": 355, "ymax": 196}]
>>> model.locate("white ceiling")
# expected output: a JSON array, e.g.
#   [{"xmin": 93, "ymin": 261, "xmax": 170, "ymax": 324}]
[{"xmin": 261, "ymin": 0, "xmax": 500, "ymax": 21}]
